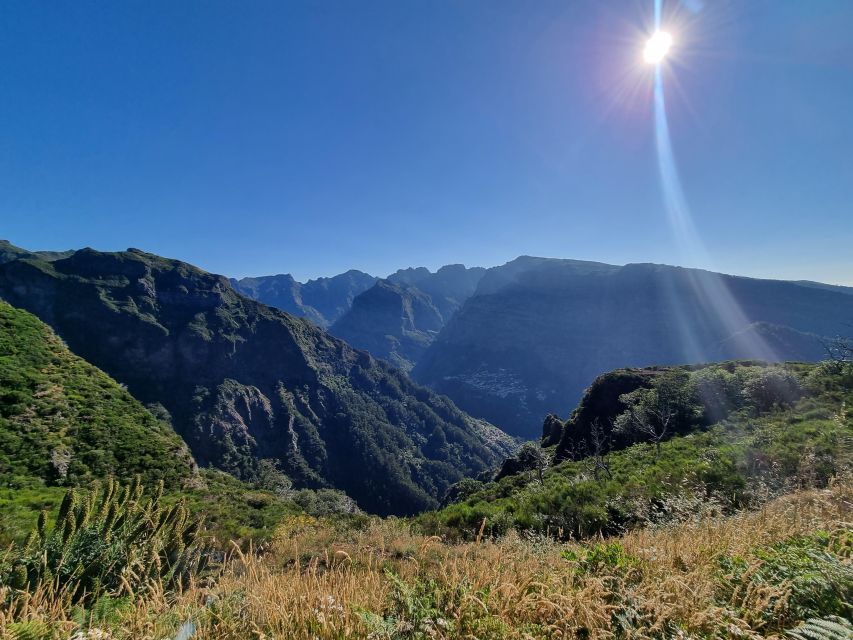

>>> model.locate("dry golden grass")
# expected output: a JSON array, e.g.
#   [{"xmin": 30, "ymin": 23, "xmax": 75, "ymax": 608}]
[{"xmin": 2, "ymin": 482, "xmax": 850, "ymax": 640}]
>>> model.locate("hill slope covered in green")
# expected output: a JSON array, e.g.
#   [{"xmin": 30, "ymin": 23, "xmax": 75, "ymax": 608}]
[
  {"xmin": 0, "ymin": 300, "xmax": 197, "ymax": 490},
  {"xmin": 423, "ymin": 360, "xmax": 853, "ymax": 539}
]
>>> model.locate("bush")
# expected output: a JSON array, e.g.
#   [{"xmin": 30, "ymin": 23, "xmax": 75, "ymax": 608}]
[{"xmin": 742, "ymin": 368, "xmax": 804, "ymax": 413}]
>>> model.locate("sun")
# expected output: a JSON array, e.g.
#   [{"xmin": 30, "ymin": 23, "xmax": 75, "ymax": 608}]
[{"xmin": 643, "ymin": 30, "xmax": 673, "ymax": 64}]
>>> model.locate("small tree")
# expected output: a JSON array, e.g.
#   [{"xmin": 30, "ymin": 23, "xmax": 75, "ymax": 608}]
[
  {"xmin": 613, "ymin": 370, "xmax": 700, "ymax": 457},
  {"xmin": 583, "ymin": 418, "xmax": 612, "ymax": 481},
  {"xmin": 516, "ymin": 442, "xmax": 547, "ymax": 485},
  {"xmin": 742, "ymin": 367, "xmax": 804, "ymax": 413},
  {"xmin": 255, "ymin": 458, "xmax": 293, "ymax": 497}
]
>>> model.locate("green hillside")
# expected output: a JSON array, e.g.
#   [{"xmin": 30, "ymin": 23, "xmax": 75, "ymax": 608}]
[
  {"xmin": 422, "ymin": 360, "xmax": 853, "ymax": 538},
  {"xmin": 0, "ymin": 300, "xmax": 197, "ymax": 490}
]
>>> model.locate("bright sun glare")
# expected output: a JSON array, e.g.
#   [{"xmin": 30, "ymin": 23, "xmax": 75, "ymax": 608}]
[{"xmin": 644, "ymin": 30, "xmax": 673, "ymax": 64}]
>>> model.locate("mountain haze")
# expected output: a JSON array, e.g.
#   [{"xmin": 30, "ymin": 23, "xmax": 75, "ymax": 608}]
[
  {"xmin": 330, "ymin": 280, "xmax": 444, "ymax": 372},
  {"xmin": 386, "ymin": 264, "xmax": 487, "ymax": 321},
  {"xmin": 330, "ymin": 264, "xmax": 486, "ymax": 371},
  {"xmin": 231, "ymin": 270, "xmax": 377, "ymax": 328},
  {"xmin": 413, "ymin": 257, "xmax": 853, "ymax": 438}
]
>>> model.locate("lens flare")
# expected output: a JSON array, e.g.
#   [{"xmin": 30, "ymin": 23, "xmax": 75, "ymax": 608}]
[
  {"xmin": 644, "ymin": 31, "xmax": 673, "ymax": 64},
  {"xmin": 648, "ymin": 1, "xmax": 777, "ymax": 362}
]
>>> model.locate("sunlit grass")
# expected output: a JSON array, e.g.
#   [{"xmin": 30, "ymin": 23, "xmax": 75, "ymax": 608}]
[{"xmin": 2, "ymin": 481, "xmax": 849, "ymax": 639}]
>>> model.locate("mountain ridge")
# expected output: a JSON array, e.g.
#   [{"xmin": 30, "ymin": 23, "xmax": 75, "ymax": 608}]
[
  {"xmin": 231, "ymin": 269, "xmax": 378, "ymax": 328},
  {"xmin": 329, "ymin": 264, "xmax": 487, "ymax": 371}
]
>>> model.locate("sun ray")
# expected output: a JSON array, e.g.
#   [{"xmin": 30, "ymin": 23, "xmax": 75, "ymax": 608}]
[{"xmin": 648, "ymin": 0, "xmax": 778, "ymax": 362}]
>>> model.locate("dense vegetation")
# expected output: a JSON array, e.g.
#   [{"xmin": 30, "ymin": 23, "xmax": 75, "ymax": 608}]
[
  {"xmin": 0, "ymin": 248, "xmax": 514, "ymax": 515},
  {"xmin": 0, "ymin": 300, "xmax": 197, "ymax": 490},
  {"xmin": 422, "ymin": 361, "xmax": 852, "ymax": 539},
  {"xmin": 0, "ymin": 318, "xmax": 849, "ymax": 637}
]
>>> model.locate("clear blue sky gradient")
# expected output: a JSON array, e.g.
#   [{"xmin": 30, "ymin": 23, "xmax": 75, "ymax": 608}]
[{"xmin": 2, "ymin": 1, "xmax": 852, "ymax": 283}]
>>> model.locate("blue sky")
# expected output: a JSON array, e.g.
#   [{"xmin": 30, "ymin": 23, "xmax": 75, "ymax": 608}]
[{"xmin": 2, "ymin": 1, "xmax": 852, "ymax": 283}]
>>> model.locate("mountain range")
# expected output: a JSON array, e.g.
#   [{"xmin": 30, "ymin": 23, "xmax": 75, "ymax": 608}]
[
  {"xmin": 232, "ymin": 264, "xmax": 487, "ymax": 371},
  {"xmin": 230, "ymin": 270, "xmax": 377, "ymax": 328},
  {"xmin": 413, "ymin": 257, "xmax": 853, "ymax": 436},
  {"xmin": 5, "ymin": 240, "xmax": 852, "ymax": 444},
  {"xmin": 330, "ymin": 265, "xmax": 486, "ymax": 371},
  {"xmin": 0, "ymin": 244, "xmax": 514, "ymax": 515},
  {"xmin": 232, "ymin": 254, "xmax": 853, "ymax": 439}
]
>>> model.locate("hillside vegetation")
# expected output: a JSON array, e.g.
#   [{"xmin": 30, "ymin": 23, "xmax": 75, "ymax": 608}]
[
  {"xmin": 1, "ymin": 360, "xmax": 849, "ymax": 638},
  {"xmin": 0, "ymin": 249, "xmax": 515, "ymax": 515},
  {"xmin": 1, "ymin": 482, "xmax": 849, "ymax": 638},
  {"xmin": 422, "ymin": 361, "xmax": 852, "ymax": 539},
  {"xmin": 0, "ymin": 301, "xmax": 329, "ymax": 546},
  {"xmin": 0, "ymin": 300, "xmax": 197, "ymax": 491}
]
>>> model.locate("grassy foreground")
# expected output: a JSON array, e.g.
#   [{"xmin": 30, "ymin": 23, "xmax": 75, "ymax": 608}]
[{"xmin": 1, "ymin": 481, "xmax": 850, "ymax": 639}]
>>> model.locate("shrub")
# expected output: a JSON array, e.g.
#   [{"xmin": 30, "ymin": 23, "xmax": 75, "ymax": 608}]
[
  {"xmin": 785, "ymin": 616, "xmax": 853, "ymax": 640},
  {"xmin": 691, "ymin": 366, "xmax": 741, "ymax": 422},
  {"xmin": 742, "ymin": 368, "xmax": 804, "ymax": 413},
  {"xmin": 561, "ymin": 542, "xmax": 643, "ymax": 580}
]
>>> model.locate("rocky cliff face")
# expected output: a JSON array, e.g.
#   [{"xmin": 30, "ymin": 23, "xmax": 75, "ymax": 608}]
[
  {"xmin": 0, "ymin": 249, "xmax": 514, "ymax": 515},
  {"xmin": 413, "ymin": 257, "xmax": 853, "ymax": 438}
]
